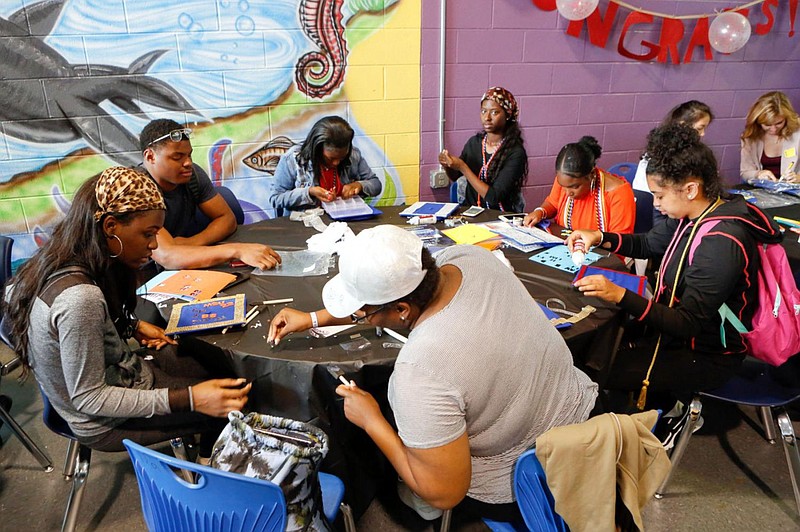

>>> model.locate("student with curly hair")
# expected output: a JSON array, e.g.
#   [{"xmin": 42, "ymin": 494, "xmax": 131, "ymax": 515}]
[
  {"xmin": 438, "ymin": 87, "xmax": 528, "ymax": 212},
  {"xmin": 568, "ymin": 124, "xmax": 781, "ymax": 442},
  {"xmin": 740, "ymin": 91, "xmax": 800, "ymax": 183},
  {"xmin": 268, "ymin": 115, "xmax": 382, "ymax": 213},
  {"xmin": 523, "ymin": 136, "xmax": 635, "ymax": 233}
]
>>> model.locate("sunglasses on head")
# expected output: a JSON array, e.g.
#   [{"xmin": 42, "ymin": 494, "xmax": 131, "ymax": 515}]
[{"xmin": 147, "ymin": 128, "xmax": 192, "ymax": 147}]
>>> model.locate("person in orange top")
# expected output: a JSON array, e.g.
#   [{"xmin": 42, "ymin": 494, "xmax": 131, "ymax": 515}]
[{"xmin": 523, "ymin": 136, "xmax": 635, "ymax": 233}]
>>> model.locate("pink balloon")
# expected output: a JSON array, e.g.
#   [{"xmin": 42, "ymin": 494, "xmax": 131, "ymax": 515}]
[
  {"xmin": 709, "ymin": 12, "xmax": 752, "ymax": 54},
  {"xmin": 555, "ymin": 0, "xmax": 599, "ymax": 21}
]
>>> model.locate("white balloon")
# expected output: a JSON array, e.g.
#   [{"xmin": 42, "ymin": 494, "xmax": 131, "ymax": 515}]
[
  {"xmin": 709, "ymin": 12, "xmax": 752, "ymax": 54},
  {"xmin": 556, "ymin": 0, "xmax": 599, "ymax": 21}
]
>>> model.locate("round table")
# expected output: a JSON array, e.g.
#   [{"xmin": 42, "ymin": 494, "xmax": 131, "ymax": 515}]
[{"xmin": 181, "ymin": 206, "xmax": 625, "ymax": 515}]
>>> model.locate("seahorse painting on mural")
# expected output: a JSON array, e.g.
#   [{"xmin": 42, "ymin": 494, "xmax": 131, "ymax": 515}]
[{"xmin": 295, "ymin": 0, "xmax": 349, "ymax": 98}]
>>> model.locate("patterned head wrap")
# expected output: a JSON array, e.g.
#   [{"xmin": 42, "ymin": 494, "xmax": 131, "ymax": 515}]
[
  {"xmin": 481, "ymin": 86, "xmax": 519, "ymax": 122},
  {"xmin": 94, "ymin": 166, "xmax": 166, "ymax": 222}
]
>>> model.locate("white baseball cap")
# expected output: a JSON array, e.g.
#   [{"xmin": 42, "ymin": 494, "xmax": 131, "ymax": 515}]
[{"xmin": 322, "ymin": 225, "xmax": 428, "ymax": 318}]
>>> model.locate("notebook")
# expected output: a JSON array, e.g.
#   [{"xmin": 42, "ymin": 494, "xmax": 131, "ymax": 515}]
[
  {"xmin": 399, "ymin": 202, "xmax": 460, "ymax": 219},
  {"xmin": 165, "ymin": 294, "xmax": 247, "ymax": 334},
  {"xmin": 573, "ymin": 265, "xmax": 648, "ymax": 297}
]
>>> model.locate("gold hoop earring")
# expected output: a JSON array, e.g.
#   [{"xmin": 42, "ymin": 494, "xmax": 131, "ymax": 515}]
[{"xmin": 108, "ymin": 234, "xmax": 124, "ymax": 258}]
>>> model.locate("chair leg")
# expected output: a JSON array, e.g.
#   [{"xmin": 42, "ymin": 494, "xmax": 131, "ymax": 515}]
[
  {"xmin": 62, "ymin": 444, "xmax": 91, "ymax": 532},
  {"xmin": 62, "ymin": 439, "xmax": 80, "ymax": 480},
  {"xmin": 339, "ymin": 502, "xmax": 356, "ymax": 532},
  {"xmin": 0, "ymin": 400, "xmax": 53, "ymax": 471},
  {"xmin": 169, "ymin": 437, "xmax": 194, "ymax": 483},
  {"xmin": 776, "ymin": 408, "xmax": 800, "ymax": 516},
  {"xmin": 655, "ymin": 396, "xmax": 703, "ymax": 499},
  {"xmin": 440, "ymin": 508, "xmax": 452, "ymax": 532},
  {"xmin": 758, "ymin": 406, "xmax": 778, "ymax": 444}
]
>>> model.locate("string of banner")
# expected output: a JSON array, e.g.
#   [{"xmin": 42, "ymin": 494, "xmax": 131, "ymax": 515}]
[
  {"xmin": 530, "ymin": 0, "xmax": 798, "ymax": 64},
  {"xmin": 556, "ymin": 0, "xmax": 762, "ymax": 53}
]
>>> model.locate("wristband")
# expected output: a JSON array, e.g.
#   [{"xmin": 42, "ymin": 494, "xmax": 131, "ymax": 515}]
[
  {"xmin": 310, "ymin": 311, "xmax": 319, "ymax": 328},
  {"xmin": 188, "ymin": 386, "xmax": 195, "ymax": 412},
  {"xmin": 534, "ymin": 207, "xmax": 548, "ymax": 218}
]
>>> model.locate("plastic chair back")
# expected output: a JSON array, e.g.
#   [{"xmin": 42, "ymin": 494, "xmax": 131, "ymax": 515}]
[
  {"xmin": 607, "ymin": 162, "xmax": 638, "ymax": 185},
  {"xmin": 0, "ymin": 235, "xmax": 12, "ymax": 289},
  {"xmin": 514, "ymin": 449, "xmax": 568, "ymax": 532},
  {"xmin": 123, "ymin": 439, "xmax": 287, "ymax": 532},
  {"xmin": 39, "ymin": 385, "xmax": 76, "ymax": 440},
  {"xmin": 633, "ymin": 189, "xmax": 654, "ymax": 234}
]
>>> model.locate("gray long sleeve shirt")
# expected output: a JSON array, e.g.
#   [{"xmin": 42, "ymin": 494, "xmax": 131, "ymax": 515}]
[{"xmin": 28, "ymin": 282, "xmax": 170, "ymax": 438}]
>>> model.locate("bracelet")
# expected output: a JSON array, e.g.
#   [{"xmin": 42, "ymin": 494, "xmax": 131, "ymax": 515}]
[
  {"xmin": 188, "ymin": 386, "xmax": 195, "ymax": 412},
  {"xmin": 534, "ymin": 207, "xmax": 548, "ymax": 218},
  {"xmin": 310, "ymin": 311, "xmax": 319, "ymax": 328}
]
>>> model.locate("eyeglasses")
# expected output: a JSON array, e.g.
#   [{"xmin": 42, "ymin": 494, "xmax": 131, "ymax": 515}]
[
  {"xmin": 146, "ymin": 128, "xmax": 192, "ymax": 147},
  {"xmin": 350, "ymin": 305, "xmax": 387, "ymax": 324}
]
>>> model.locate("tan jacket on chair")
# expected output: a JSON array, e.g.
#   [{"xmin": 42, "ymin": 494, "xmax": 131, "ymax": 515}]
[{"xmin": 536, "ymin": 411, "xmax": 670, "ymax": 532}]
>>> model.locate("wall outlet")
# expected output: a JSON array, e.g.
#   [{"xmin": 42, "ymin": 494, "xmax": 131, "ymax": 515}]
[{"xmin": 430, "ymin": 168, "xmax": 449, "ymax": 189}]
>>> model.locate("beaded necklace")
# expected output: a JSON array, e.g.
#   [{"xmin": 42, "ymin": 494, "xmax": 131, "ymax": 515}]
[
  {"xmin": 562, "ymin": 169, "xmax": 605, "ymax": 231},
  {"xmin": 477, "ymin": 135, "xmax": 504, "ymax": 208}
]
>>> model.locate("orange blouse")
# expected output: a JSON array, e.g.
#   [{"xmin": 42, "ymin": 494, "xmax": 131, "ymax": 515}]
[{"xmin": 542, "ymin": 168, "xmax": 636, "ymax": 234}]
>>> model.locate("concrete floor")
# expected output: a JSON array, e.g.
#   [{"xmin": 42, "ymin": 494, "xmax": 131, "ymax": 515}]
[{"xmin": 2, "ymin": 346, "xmax": 800, "ymax": 531}]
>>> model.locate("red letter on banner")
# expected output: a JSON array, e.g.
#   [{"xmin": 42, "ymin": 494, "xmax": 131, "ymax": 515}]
[
  {"xmin": 531, "ymin": 0, "xmax": 557, "ymax": 11},
  {"xmin": 756, "ymin": 0, "xmax": 778, "ymax": 34},
  {"xmin": 683, "ymin": 17, "xmax": 713, "ymax": 63},
  {"xmin": 618, "ymin": 12, "xmax": 660, "ymax": 61},
  {"xmin": 656, "ymin": 18, "xmax": 685, "ymax": 64},
  {"xmin": 566, "ymin": 2, "xmax": 620, "ymax": 48}
]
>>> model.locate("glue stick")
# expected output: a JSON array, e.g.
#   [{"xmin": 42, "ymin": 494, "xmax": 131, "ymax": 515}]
[{"xmin": 572, "ymin": 240, "xmax": 586, "ymax": 266}]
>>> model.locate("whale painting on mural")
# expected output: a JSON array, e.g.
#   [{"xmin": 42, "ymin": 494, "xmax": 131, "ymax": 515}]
[{"xmin": 0, "ymin": 0, "xmax": 198, "ymax": 168}]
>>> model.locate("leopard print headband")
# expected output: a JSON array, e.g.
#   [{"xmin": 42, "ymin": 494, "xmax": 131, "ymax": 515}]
[{"xmin": 94, "ymin": 166, "xmax": 166, "ymax": 222}]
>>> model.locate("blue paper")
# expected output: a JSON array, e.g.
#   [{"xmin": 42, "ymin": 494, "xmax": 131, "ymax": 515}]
[{"xmin": 529, "ymin": 245, "xmax": 602, "ymax": 274}]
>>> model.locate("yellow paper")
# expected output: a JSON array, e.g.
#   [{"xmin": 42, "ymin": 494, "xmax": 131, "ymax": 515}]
[
  {"xmin": 784, "ymin": 147, "xmax": 797, "ymax": 158},
  {"xmin": 442, "ymin": 224, "xmax": 498, "ymax": 245}
]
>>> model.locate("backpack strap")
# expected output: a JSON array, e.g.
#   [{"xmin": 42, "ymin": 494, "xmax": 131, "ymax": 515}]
[
  {"xmin": 39, "ymin": 266, "xmax": 93, "ymax": 306},
  {"xmin": 718, "ymin": 303, "xmax": 748, "ymax": 348},
  {"xmin": 186, "ymin": 168, "xmax": 202, "ymax": 202}
]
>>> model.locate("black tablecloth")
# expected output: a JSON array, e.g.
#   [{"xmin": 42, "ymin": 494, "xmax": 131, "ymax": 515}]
[{"xmin": 175, "ymin": 206, "xmax": 625, "ymax": 515}]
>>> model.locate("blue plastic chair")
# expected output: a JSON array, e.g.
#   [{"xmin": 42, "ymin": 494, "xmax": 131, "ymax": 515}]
[
  {"xmin": 440, "ymin": 448, "xmax": 564, "ymax": 532},
  {"xmin": 632, "ymin": 189, "xmax": 654, "ymax": 234},
  {"xmin": 123, "ymin": 439, "xmax": 356, "ymax": 532},
  {"xmin": 656, "ymin": 358, "xmax": 800, "ymax": 516},
  {"xmin": 607, "ymin": 162, "xmax": 638, "ymax": 185},
  {"xmin": 514, "ymin": 449, "xmax": 569, "ymax": 532}
]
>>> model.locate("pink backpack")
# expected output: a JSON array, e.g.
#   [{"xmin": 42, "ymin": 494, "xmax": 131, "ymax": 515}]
[
  {"xmin": 690, "ymin": 220, "xmax": 800, "ymax": 366},
  {"xmin": 718, "ymin": 242, "xmax": 800, "ymax": 366}
]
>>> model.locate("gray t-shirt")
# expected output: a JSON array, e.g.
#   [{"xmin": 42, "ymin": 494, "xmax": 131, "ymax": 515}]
[
  {"xmin": 388, "ymin": 245, "xmax": 598, "ymax": 504},
  {"xmin": 27, "ymin": 281, "xmax": 170, "ymax": 439}
]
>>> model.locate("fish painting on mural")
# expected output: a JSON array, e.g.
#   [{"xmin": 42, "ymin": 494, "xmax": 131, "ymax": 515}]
[
  {"xmin": 0, "ymin": 0, "xmax": 199, "ymax": 167},
  {"xmin": 243, "ymin": 136, "xmax": 297, "ymax": 174}
]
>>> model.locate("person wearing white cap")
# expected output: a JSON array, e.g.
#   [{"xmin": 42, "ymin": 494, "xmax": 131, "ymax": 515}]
[{"xmin": 269, "ymin": 225, "xmax": 598, "ymax": 524}]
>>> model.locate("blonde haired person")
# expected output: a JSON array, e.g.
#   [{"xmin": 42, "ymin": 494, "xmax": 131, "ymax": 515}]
[{"xmin": 740, "ymin": 91, "xmax": 800, "ymax": 183}]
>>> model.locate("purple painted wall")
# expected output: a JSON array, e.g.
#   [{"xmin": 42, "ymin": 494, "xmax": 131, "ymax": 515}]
[{"xmin": 419, "ymin": 0, "xmax": 800, "ymax": 208}]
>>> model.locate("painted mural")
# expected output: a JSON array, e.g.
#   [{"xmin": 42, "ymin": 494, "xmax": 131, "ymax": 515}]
[{"xmin": 0, "ymin": 0, "xmax": 419, "ymax": 262}]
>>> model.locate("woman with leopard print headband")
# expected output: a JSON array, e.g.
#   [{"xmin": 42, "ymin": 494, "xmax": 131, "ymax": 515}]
[{"xmin": 3, "ymin": 166, "xmax": 249, "ymax": 460}]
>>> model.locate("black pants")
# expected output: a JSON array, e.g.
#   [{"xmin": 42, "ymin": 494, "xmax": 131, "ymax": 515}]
[
  {"xmin": 81, "ymin": 337, "xmax": 234, "ymax": 456},
  {"xmin": 605, "ymin": 334, "xmax": 744, "ymax": 411}
]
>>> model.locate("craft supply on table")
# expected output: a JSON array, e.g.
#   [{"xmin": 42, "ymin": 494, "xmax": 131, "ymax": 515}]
[
  {"xmin": 165, "ymin": 294, "xmax": 246, "ymax": 335},
  {"xmin": 529, "ymin": 245, "xmax": 602, "ymax": 274}
]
